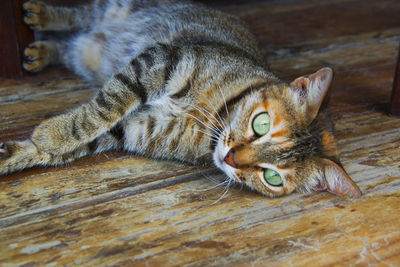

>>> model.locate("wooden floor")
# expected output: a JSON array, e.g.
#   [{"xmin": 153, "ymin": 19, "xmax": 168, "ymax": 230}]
[{"xmin": 1, "ymin": 0, "xmax": 400, "ymax": 266}]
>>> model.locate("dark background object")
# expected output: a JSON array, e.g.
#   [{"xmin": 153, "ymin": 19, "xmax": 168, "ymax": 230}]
[
  {"xmin": 0, "ymin": 0, "xmax": 34, "ymax": 78},
  {"xmin": 0, "ymin": 0, "xmax": 89, "ymax": 79},
  {"xmin": 390, "ymin": 44, "xmax": 400, "ymax": 116}
]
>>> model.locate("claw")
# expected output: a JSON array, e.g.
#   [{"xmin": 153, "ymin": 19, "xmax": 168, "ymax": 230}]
[{"xmin": 0, "ymin": 143, "xmax": 8, "ymax": 155}]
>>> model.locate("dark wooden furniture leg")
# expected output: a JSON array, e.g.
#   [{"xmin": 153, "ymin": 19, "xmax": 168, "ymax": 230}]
[
  {"xmin": 390, "ymin": 44, "xmax": 400, "ymax": 116},
  {"xmin": 0, "ymin": 0, "xmax": 34, "ymax": 79}
]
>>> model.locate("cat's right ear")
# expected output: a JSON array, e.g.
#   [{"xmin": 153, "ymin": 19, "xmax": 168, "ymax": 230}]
[{"xmin": 287, "ymin": 67, "xmax": 333, "ymax": 125}]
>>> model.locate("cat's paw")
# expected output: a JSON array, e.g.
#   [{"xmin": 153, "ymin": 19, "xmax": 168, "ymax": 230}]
[
  {"xmin": 0, "ymin": 142, "xmax": 17, "ymax": 175},
  {"xmin": 0, "ymin": 141, "xmax": 40, "ymax": 176},
  {"xmin": 23, "ymin": 0, "xmax": 50, "ymax": 30},
  {"xmin": 23, "ymin": 42, "xmax": 50, "ymax": 72}
]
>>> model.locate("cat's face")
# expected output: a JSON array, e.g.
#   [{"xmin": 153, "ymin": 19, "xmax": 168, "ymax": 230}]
[{"xmin": 213, "ymin": 68, "xmax": 361, "ymax": 198}]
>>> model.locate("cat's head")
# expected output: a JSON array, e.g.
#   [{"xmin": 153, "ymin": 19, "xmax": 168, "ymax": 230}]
[{"xmin": 213, "ymin": 67, "xmax": 361, "ymax": 198}]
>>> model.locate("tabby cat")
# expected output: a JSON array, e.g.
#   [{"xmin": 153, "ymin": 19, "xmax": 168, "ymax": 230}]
[{"xmin": 0, "ymin": 0, "xmax": 361, "ymax": 198}]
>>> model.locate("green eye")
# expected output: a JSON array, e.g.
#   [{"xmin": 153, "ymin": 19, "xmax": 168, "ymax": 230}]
[
  {"xmin": 252, "ymin": 112, "xmax": 270, "ymax": 136},
  {"xmin": 264, "ymin": 169, "xmax": 283, "ymax": 186}
]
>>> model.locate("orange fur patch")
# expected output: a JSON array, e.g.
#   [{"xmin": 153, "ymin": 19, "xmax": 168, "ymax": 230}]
[
  {"xmin": 277, "ymin": 163, "xmax": 290, "ymax": 169},
  {"xmin": 271, "ymin": 129, "xmax": 286, "ymax": 138},
  {"xmin": 322, "ymin": 131, "xmax": 339, "ymax": 157},
  {"xmin": 263, "ymin": 99, "xmax": 269, "ymax": 110},
  {"xmin": 232, "ymin": 146, "xmax": 253, "ymax": 167},
  {"xmin": 273, "ymin": 113, "xmax": 282, "ymax": 127}
]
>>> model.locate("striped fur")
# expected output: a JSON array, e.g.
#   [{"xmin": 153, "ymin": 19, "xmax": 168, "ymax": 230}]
[{"xmin": 0, "ymin": 0, "xmax": 361, "ymax": 198}]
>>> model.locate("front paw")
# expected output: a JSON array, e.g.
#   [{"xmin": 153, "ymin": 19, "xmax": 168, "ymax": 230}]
[
  {"xmin": 23, "ymin": 0, "xmax": 50, "ymax": 30},
  {"xmin": 0, "ymin": 142, "xmax": 22, "ymax": 175},
  {"xmin": 23, "ymin": 41, "xmax": 50, "ymax": 72},
  {"xmin": 0, "ymin": 141, "xmax": 41, "ymax": 176}
]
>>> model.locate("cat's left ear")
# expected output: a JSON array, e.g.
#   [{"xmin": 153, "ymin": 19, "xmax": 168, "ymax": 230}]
[
  {"xmin": 313, "ymin": 159, "xmax": 362, "ymax": 198},
  {"xmin": 288, "ymin": 67, "xmax": 333, "ymax": 125}
]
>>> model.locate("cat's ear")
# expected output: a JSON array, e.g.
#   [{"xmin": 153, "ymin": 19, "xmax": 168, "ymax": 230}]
[
  {"xmin": 313, "ymin": 159, "xmax": 362, "ymax": 198},
  {"xmin": 288, "ymin": 67, "xmax": 333, "ymax": 124}
]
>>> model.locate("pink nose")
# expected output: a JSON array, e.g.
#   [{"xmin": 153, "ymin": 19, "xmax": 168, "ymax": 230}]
[{"xmin": 224, "ymin": 148, "xmax": 237, "ymax": 168}]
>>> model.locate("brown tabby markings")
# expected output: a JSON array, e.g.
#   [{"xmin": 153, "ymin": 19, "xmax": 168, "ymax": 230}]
[{"xmin": 0, "ymin": 0, "xmax": 362, "ymax": 199}]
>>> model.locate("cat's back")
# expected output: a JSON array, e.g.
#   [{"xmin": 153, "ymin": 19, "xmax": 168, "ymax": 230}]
[
  {"xmin": 75, "ymin": 0, "xmax": 262, "ymax": 83},
  {"xmin": 97, "ymin": 0, "xmax": 259, "ymax": 54}
]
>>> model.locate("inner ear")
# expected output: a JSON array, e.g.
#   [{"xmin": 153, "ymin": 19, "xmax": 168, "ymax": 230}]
[
  {"xmin": 313, "ymin": 159, "xmax": 362, "ymax": 198},
  {"xmin": 289, "ymin": 67, "xmax": 333, "ymax": 124}
]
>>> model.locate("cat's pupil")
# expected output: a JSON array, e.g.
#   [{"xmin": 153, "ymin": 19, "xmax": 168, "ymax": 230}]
[
  {"xmin": 264, "ymin": 169, "xmax": 282, "ymax": 186},
  {"xmin": 252, "ymin": 112, "xmax": 270, "ymax": 136}
]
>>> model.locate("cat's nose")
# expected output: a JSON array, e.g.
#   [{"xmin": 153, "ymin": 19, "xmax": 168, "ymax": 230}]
[{"xmin": 224, "ymin": 148, "xmax": 238, "ymax": 168}]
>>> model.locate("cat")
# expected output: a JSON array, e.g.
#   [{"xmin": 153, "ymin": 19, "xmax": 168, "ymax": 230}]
[{"xmin": 0, "ymin": 0, "xmax": 361, "ymax": 198}]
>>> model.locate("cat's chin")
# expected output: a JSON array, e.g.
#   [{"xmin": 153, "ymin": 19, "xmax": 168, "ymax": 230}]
[{"xmin": 212, "ymin": 141, "xmax": 236, "ymax": 180}]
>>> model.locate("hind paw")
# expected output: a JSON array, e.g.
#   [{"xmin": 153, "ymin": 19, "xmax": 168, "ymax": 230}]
[
  {"xmin": 23, "ymin": 42, "xmax": 50, "ymax": 72},
  {"xmin": 23, "ymin": 0, "xmax": 50, "ymax": 30}
]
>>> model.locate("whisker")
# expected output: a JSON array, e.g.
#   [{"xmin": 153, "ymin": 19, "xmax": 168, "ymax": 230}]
[
  {"xmin": 194, "ymin": 179, "xmax": 228, "ymax": 192},
  {"xmin": 182, "ymin": 103, "xmax": 223, "ymax": 136},
  {"xmin": 201, "ymin": 172, "xmax": 227, "ymax": 184},
  {"xmin": 211, "ymin": 177, "xmax": 232, "ymax": 205},
  {"xmin": 216, "ymin": 82, "xmax": 230, "ymax": 117},
  {"xmin": 204, "ymin": 97, "xmax": 227, "ymax": 131},
  {"xmin": 191, "ymin": 128, "xmax": 221, "ymax": 142},
  {"xmin": 196, "ymin": 103, "xmax": 225, "ymax": 131},
  {"xmin": 185, "ymin": 112, "xmax": 222, "ymax": 137}
]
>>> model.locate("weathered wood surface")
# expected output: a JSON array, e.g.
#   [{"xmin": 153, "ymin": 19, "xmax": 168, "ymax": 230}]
[{"xmin": 1, "ymin": 0, "xmax": 400, "ymax": 266}]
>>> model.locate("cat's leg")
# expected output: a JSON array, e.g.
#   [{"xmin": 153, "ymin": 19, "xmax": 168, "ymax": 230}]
[
  {"xmin": 23, "ymin": 0, "xmax": 93, "ymax": 31},
  {"xmin": 30, "ymin": 44, "xmax": 182, "ymax": 155},
  {"xmin": 0, "ymin": 129, "xmax": 123, "ymax": 176},
  {"xmin": 1, "ymin": 44, "xmax": 192, "ymax": 175}
]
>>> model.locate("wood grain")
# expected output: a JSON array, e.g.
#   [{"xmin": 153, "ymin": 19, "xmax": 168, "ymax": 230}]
[{"xmin": 0, "ymin": 0, "xmax": 399, "ymax": 266}]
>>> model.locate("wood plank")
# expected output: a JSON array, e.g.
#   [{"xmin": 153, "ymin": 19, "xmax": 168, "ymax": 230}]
[
  {"xmin": 334, "ymin": 111, "xmax": 400, "ymax": 140},
  {"xmin": 0, "ymin": 157, "xmax": 209, "ymax": 219},
  {"xmin": 221, "ymin": 0, "xmax": 400, "ymax": 57},
  {"xmin": 0, "ymin": 75, "xmax": 93, "ymax": 141}
]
